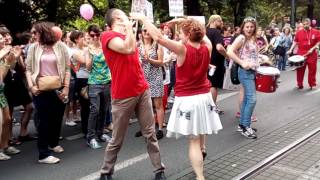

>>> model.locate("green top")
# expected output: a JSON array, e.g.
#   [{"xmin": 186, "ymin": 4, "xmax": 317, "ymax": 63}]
[{"xmin": 88, "ymin": 52, "xmax": 111, "ymax": 85}]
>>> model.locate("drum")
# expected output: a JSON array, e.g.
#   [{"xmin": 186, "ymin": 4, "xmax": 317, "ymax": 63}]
[
  {"xmin": 256, "ymin": 66, "xmax": 280, "ymax": 93},
  {"xmin": 288, "ymin": 55, "xmax": 305, "ymax": 68}
]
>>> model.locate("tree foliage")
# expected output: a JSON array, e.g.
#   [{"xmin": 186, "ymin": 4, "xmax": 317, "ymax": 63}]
[{"xmin": 0, "ymin": 0, "xmax": 320, "ymax": 34}]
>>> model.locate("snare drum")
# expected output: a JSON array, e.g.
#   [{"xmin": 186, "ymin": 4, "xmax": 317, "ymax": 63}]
[
  {"xmin": 256, "ymin": 66, "xmax": 280, "ymax": 93},
  {"xmin": 288, "ymin": 55, "xmax": 305, "ymax": 68}
]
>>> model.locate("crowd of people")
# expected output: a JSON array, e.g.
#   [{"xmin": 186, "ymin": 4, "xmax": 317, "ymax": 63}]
[{"xmin": 0, "ymin": 8, "xmax": 319, "ymax": 180}]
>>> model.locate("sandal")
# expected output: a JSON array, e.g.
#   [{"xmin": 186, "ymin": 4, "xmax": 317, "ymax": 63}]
[{"xmin": 9, "ymin": 139, "xmax": 22, "ymax": 146}]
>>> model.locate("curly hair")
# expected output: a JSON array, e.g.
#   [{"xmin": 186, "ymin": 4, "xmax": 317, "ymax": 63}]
[
  {"xmin": 32, "ymin": 21, "xmax": 57, "ymax": 46},
  {"xmin": 179, "ymin": 19, "xmax": 205, "ymax": 43}
]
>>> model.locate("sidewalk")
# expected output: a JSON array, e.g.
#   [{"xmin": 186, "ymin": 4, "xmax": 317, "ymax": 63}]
[{"xmin": 168, "ymin": 107, "xmax": 320, "ymax": 180}]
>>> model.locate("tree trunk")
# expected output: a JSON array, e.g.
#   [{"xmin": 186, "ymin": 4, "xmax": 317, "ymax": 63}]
[
  {"xmin": 47, "ymin": 0, "xmax": 58, "ymax": 22},
  {"xmin": 307, "ymin": 0, "xmax": 314, "ymax": 19},
  {"xmin": 232, "ymin": 0, "xmax": 248, "ymax": 26}
]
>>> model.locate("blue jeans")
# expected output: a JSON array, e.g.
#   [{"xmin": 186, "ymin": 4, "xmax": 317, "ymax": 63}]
[
  {"xmin": 277, "ymin": 47, "xmax": 289, "ymax": 71},
  {"xmin": 277, "ymin": 54, "xmax": 287, "ymax": 71},
  {"xmin": 238, "ymin": 68, "xmax": 257, "ymax": 128},
  {"xmin": 87, "ymin": 84, "xmax": 111, "ymax": 141}
]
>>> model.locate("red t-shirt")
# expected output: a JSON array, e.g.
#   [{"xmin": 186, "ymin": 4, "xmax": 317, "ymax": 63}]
[
  {"xmin": 175, "ymin": 44, "xmax": 211, "ymax": 96},
  {"xmin": 101, "ymin": 31, "xmax": 148, "ymax": 99},
  {"xmin": 295, "ymin": 28, "xmax": 320, "ymax": 57}
]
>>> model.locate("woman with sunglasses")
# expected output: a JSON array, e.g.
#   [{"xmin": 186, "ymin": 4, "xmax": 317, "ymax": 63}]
[
  {"xmin": 26, "ymin": 21, "xmax": 70, "ymax": 163},
  {"xmin": 131, "ymin": 14, "xmax": 222, "ymax": 180},
  {"xmin": 86, "ymin": 25, "xmax": 112, "ymax": 149},
  {"xmin": 227, "ymin": 17, "xmax": 259, "ymax": 139},
  {"xmin": 139, "ymin": 27, "xmax": 165, "ymax": 139}
]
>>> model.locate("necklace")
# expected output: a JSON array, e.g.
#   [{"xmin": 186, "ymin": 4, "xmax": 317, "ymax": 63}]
[{"xmin": 304, "ymin": 29, "xmax": 311, "ymax": 46}]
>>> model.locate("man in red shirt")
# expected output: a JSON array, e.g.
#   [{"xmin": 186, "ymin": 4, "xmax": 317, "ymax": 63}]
[
  {"xmin": 288, "ymin": 18, "xmax": 320, "ymax": 89},
  {"xmin": 99, "ymin": 8, "xmax": 165, "ymax": 180}
]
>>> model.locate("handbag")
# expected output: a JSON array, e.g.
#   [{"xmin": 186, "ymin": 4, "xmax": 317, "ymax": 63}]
[
  {"xmin": 37, "ymin": 76, "xmax": 61, "ymax": 91},
  {"xmin": 80, "ymin": 86, "xmax": 89, "ymax": 99},
  {"xmin": 230, "ymin": 62, "xmax": 240, "ymax": 85}
]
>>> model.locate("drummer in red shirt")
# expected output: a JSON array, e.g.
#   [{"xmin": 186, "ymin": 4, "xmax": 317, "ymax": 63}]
[{"xmin": 288, "ymin": 18, "xmax": 320, "ymax": 89}]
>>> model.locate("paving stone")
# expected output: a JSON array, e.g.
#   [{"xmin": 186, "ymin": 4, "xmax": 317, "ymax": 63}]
[{"xmin": 174, "ymin": 110, "xmax": 320, "ymax": 180}]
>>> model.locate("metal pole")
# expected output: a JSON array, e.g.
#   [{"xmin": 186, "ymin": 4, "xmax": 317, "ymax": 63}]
[{"xmin": 291, "ymin": 0, "xmax": 295, "ymax": 28}]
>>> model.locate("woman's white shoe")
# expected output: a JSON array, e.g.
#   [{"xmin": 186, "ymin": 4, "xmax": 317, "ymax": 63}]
[{"xmin": 38, "ymin": 156, "xmax": 60, "ymax": 164}]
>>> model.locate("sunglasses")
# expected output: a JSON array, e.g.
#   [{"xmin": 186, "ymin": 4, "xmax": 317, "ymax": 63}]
[{"xmin": 89, "ymin": 33, "xmax": 100, "ymax": 38}]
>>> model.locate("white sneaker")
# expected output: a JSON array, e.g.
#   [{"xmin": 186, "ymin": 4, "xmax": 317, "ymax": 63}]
[
  {"xmin": 4, "ymin": 146, "xmax": 21, "ymax": 155},
  {"xmin": 49, "ymin": 145, "xmax": 64, "ymax": 153},
  {"xmin": 65, "ymin": 121, "xmax": 77, "ymax": 127},
  {"xmin": 38, "ymin": 156, "xmax": 60, "ymax": 164},
  {"xmin": 99, "ymin": 134, "xmax": 112, "ymax": 142},
  {"xmin": 87, "ymin": 139, "xmax": 102, "ymax": 149},
  {"xmin": 0, "ymin": 152, "xmax": 11, "ymax": 160}
]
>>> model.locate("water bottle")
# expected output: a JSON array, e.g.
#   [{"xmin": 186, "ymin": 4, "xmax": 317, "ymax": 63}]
[
  {"xmin": 209, "ymin": 66, "xmax": 216, "ymax": 76},
  {"xmin": 55, "ymin": 90, "xmax": 69, "ymax": 104}
]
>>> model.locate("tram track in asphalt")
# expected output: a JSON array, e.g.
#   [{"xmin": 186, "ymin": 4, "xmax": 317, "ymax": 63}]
[{"xmin": 232, "ymin": 126, "xmax": 320, "ymax": 180}]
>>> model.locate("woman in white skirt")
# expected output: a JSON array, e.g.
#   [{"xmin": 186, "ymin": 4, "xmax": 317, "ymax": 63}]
[{"xmin": 131, "ymin": 14, "xmax": 222, "ymax": 180}]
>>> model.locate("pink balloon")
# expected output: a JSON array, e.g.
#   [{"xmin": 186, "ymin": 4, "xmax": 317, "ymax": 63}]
[
  {"xmin": 312, "ymin": 19, "xmax": 317, "ymax": 25},
  {"xmin": 52, "ymin": 26, "xmax": 62, "ymax": 41},
  {"xmin": 80, "ymin": 4, "xmax": 94, "ymax": 21}
]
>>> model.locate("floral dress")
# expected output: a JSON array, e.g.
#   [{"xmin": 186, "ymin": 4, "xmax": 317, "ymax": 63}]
[
  {"xmin": 139, "ymin": 43, "xmax": 164, "ymax": 98},
  {"xmin": 0, "ymin": 82, "xmax": 8, "ymax": 108}
]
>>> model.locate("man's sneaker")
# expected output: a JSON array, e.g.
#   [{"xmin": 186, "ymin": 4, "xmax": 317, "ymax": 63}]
[
  {"xmin": 241, "ymin": 127, "xmax": 257, "ymax": 139},
  {"xmin": 87, "ymin": 139, "xmax": 102, "ymax": 149},
  {"xmin": 49, "ymin": 145, "xmax": 64, "ymax": 153},
  {"xmin": 99, "ymin": 134, "xmax": 111, "ymax": 143},
  {"xmin": 4, "ymin": 146, "xmax": 20, "ymax": 155},
  {"xmin": 154, "ymin": 171, "xmax": 166, "ymax": 180},
  {"xmin": 38, "ymin": 156, "xmax": 60, "ymax": 164},
  {"xmin": 237, "ymin": 126, "xmax": 257, "ymax": 132},
  {"xmin": 0, "ymin": 152, "xmax": 11, "ymax": 160},
  {"xmin": 100, "ymin": 173, "xmax": 113, "ymax": 180},
  {"xmin": 65, "ymin": 120, "xmax": 77, "ymax": 127}
]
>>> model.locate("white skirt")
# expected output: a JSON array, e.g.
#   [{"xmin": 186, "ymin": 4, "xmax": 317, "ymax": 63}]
[{"xmin": 166, "ymin": 92, "xmax": 223, "ymax": 139}]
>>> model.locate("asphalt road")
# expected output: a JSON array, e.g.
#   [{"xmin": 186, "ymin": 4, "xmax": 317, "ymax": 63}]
[{"xmin": 1, "ymin": 66, "xmax": 320, "ymax": 180}]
